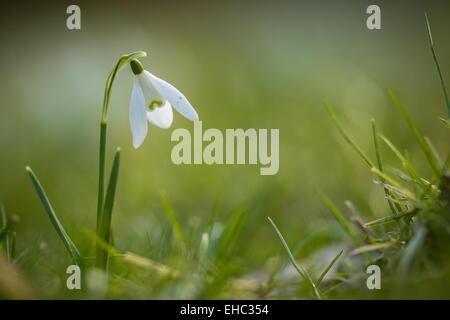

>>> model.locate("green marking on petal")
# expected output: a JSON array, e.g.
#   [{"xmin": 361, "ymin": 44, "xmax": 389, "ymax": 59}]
[{"xmin": 148, "ymin": 100, "xmax": 163, "ymax": 110}]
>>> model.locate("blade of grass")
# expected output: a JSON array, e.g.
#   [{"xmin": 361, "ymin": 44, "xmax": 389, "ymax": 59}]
[
  {"xmin": 0, "ymin": 199, "xmax": 6, "ymax": 226},
  {"xmin": 197, "ymin": 232, "xmax": 210, "ymax": 272},
  {"xmin": 378, "ymin": 134, "xmax": 406, "ymax": 164},
  {"xmin": 378, "ymin": 134, "xmax": 426, "ymax": 189},
  {"xmin": 0, "ymin": 199, "xmax": 11, "ymax": 261},
  {"xmin": 206, "ymin": 194, "xmax": 220, "ymax": 236},
  {"xmin": 217, "ymin": 207, "xmax": 247, "ymax": 261},
  {"xmin": 364, "ymin": 208, "xmax": 418, "ymax": 227},
  {"xmin": 314, "ymin": 187, "xmax": 371, "ymax": 262},
  {"xmin": 96, "ymin": 148, "xmax": 120, "ymax": 271},
  {"xmin": 397, "ymin": 223, "xmax": 426, "ymax": 274},
  {"xmin": 439, "ymin": 117, "xmax": 450, "ymax": 128},
  {"xmin": 161, "ymin": 194, "xmax": 186, "ymax": 249},
  {"xmin": 10, "ymin": 232, "xmax": 16, "ymax": 260},
  {"xmin": 268, "ymin": 231, "xmax": 321, "ymax": 286},
  {"xmin": 424, "ymin": 136, "xmax": 445, "ymax": 171},
  {"xmin": 26, "ymin": 166, "xmax": 83, "ymax": 267},
  {"xmin": 123, "ymin": 252, "xmax": 179, "ymax": 277},
  {"xmin": 425, "ymin": 13, "xmax": 450, "ymax": 117},
  {"xmin": 324, "ymin": 101, "xmax": 374, "ymax": 168},
  {"xmin": 267, "ymin": 217, "xmax": 322, "ymax": 299},
  {"xmin": 388, "ymin": 89, "xmax": 441, "ymax": 176},
  {"xmin": 0, "ymin": 224, "xmax": 12, "ymax": 242},
  {"xmin": 11, "ymin": 248, "xmax": 30, "ymax": 266},
  {"xmin": 349, "ymin": 242, "xmax": 397, "ymax": 256},
  {"xmin": 371, "ymin": 167, "xmax": 415, "ymax": 200},
  {"xmin": 82, "ymin": 228, "xmax": 121, "ymax": 258},
  {"xmin": 316, "ymin": 249, "xmax": 343, "ymax": 286},
  {"xmin": 371, "ymin": 119, "xmax": 400, "ymax": 214},
  {"xmin": 322, "ymin": 282, "xmax": 344, "ymax": 296}
]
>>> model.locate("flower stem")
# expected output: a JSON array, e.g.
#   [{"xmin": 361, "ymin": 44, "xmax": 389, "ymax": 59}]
[{"xmin": 95, "ymin": 51, "xmax": 146, "ymax": 272}]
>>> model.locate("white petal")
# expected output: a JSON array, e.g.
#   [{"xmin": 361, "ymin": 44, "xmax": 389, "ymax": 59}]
[
  {"xmin": 129, "ymin": 78, "xmax": 148, "ymax": 148},
  {"xmin": 146, "ymin": 101, "xmax": 173, "ymax": 129},
  {"xmin": 137, "ymin": 71, "xmax": 165, "ymax": 103},
  {"xmin": 147, "ymin": 72, "xmax": 199, "ymax": 121}
]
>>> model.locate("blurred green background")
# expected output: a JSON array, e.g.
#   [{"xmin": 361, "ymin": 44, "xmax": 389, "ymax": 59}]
[{"xmin": 0, "ymin": 0, "xmax": 449, "ymax": 298}]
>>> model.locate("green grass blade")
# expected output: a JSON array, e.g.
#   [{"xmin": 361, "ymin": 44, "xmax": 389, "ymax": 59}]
[
  {"xmin": 388, "ymin": 89, "xmax": 441, "ymax": 176},
  {"xmin": 371, "ymin": 119, "xmax": 385, "ymax": 173},
  {"xmin": 217, "ymin": 207, "xmax": 247, "ymax": 261},
  {"xmin": 371, "ymin": 119, "xmax": 399, "ymax": 214},
  {"xmin": 26, "ymin": 166, "xmax": 83, "ymax": 267},
  {"xmin": 397, "ymin": 224, "xmax": 426, "ymax": 274},
  {"xmin": 0, "ymin": 199, "xmax": 6, "ymax": 227},
  {"xmin": 123, "ymin": 252, "xmax": 179, "ymax": 277},
  {"xmin": 378, "ymin": 134, "xmax": 406, "ymax": 164},
  {"xmin": 96, "ymin": 148, "xmax": 120, "ymax": 271},
  {"xmin": 0, "ymin": 224, "xmax": 12, "ymax": 242},
  {"xmin": 10, "ymin": 231, "xmax": 16, "ymax": 259},
  {"xmin": 439, "ymin": 117, "xmax": 450, "ymax": 128},
  {"xmin": 322, "ymin": 282, "xmax": 344, "ymax": 296},
  {"xmin": 364, "ymin": 209, "xmax": 418, "ymax": 227},
  {"xmin": 197, "ymin": 232, "xmax": 210, "ymax": 272},
  {"xmin": 206, "ymin": 195, "xmax": 220, "ymax": 236},
  {"xmin": 268, "ymin": 231, "xmax": 321, "ymax": 286},
  {"xmin": 83, "ymin": 228, "xmax": 122, "ymax": 258},
  {"xmin": 371, "ymin": 167, "xmax": 415, "ymax": 200},
  {"xmin": 378, "ymin": 134, "xmax": 426, "ymax": 190},
  {"xmin": 267, "ymin": 217, "xmax": 322, "ymax": 299},
  {"xmin": 424, "ymin": 136, "xmax": 445, "ymax": 171},
  {"xmin": 324, "ymin": 101, "xmax": 374, "ymax": 168},
  {"xmin": 349, "ymin": 242, "xmax": 397, "ymax": 256},
  {"xmin": 161, "ymin": 194, "xmax": 186, "ymax": 249},
  {"xmin": 314, "ymin": 187, "xmax": 371, "ymax": 262},
  {"xmin": 0, "ymin": 199, "xmax": 11, "ymax": 261},
  {"xmin": 316, "ymin": 249, "xmax": 343, "ymax": 286},
  {"xmin": 425, "ymin": 13, "xmax": 450, "ymax": 117}
]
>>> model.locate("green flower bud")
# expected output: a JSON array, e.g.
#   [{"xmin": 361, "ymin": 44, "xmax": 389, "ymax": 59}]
[{"xmin": 130, "ymin": 58, "xmax": 144, "ymax": 75}]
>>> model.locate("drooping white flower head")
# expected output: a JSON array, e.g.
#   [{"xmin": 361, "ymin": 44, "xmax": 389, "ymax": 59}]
[{"xmin": 129, "ymin": 59, "xmax": 199, "ymax": 148}]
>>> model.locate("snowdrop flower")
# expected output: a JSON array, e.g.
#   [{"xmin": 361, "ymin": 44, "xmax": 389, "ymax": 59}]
[{"xmin": 129, "ymin": 58, "xmax": 199, "ymax": 148}]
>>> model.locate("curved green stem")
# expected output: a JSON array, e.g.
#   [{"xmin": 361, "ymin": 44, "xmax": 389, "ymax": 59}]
[{"xmin": 96, "ymin": 51, "xmax": 146, "ymax": 270}]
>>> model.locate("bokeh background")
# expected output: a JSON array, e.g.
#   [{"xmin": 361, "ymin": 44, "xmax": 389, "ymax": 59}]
[{"xmin": 0, "ymin": 0, "xmax": 449, "ymax": 298}]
